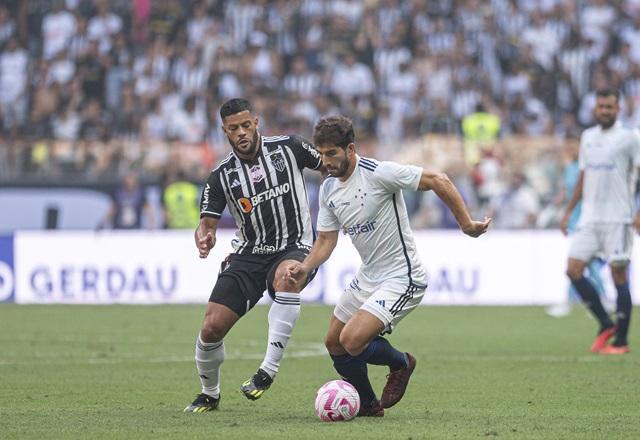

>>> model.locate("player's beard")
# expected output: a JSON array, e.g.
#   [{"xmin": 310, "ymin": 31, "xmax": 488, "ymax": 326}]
[
  {"xmin": 328, "ymin": 156, "xmax": 350, "ymax": 178},
  {"xmin": 230, "ymin": 131, "xmax": 260, "ymax": 158},
  {"xmin": 596, "ymin": 115, "xmax": 616, "ymax": 129}
]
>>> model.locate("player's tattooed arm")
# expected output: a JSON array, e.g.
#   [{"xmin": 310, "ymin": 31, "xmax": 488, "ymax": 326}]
[
  {"xmin": 418, "ymin": 170, "xmax": 491, "ymax": 237},
  {"xmin": 194, "ymin": 217, "xmax": 219, "ymax": 258}
]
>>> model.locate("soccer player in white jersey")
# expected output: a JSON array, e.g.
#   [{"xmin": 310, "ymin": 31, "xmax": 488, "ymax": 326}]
[
  {"xmin": 287, "ymin": 116, "xmax": 491, "ymax": 416},
  {"xmin": 560, "ymin": 88, "xmax": 640, "ymax": 355}
]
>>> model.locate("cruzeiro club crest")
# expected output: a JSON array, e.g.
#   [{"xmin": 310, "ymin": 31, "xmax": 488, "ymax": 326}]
[{"xmin": 270, "ymin": 153, "xmax": 286, "ymax": 172}]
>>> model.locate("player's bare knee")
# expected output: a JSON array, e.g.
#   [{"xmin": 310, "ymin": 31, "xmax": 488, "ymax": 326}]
[
  {"xmin": 610, "ymin": 264, "xmax": 628, "ymax": 284},
  {"xmin": 272, "ymin": 276, "xmax": 300, "ymax": 293},
  {"xmin": 566, "ymin": 263, "xmax": 584, "ymax": 280},
  {"xmin": 566, "ymin": 267, "xmax": 579, "ymax": 280},
  {"xmin": 339, "ymin": 332, "xmax": 365, "ymax": 357},
  {"xmin": 200, "ymin": 318, "xmax": 227, "ymax": 343},
  {"xmin": 272, "ymin": 260, "xmax": 304, "ymax": 292},
  {"xmin": 324, "ymin": 332, "xmax": 344, "ymax": 355}
]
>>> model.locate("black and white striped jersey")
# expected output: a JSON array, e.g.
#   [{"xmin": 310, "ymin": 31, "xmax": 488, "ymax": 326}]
[{"xmin": 200, "ymin": 134, "xmax": 322, "ymax": 255}]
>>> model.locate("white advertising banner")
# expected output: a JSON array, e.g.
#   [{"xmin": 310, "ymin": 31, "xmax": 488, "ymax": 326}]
[
  {"xmin": 12, "ymin": 230, "xmax": 637, "ymax": 305},
  {"xmin": 14, "ymin": 231, "xmax": 231, "ymax": 304}
]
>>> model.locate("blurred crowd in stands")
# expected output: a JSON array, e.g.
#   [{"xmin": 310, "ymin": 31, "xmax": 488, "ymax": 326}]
[{"xmin": 1, "ymin": 0, "xmax": 639, "ymax": 229}]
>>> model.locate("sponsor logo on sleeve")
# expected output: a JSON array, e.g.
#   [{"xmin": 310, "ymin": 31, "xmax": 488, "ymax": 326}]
[
  {"xmin": 202, "ymin": 183, "xmax": 210, "ymax": 211},
  {"xmin": 302, "ymin": 141, "xmax": 320, "ymax": 159}
]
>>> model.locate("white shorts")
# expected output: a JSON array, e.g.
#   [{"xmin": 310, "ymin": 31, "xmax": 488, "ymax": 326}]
[
  {"xmin": 333, "ymin": 279, "xmax": 426, "ymax": 334},
  {"xmin": 568, "ymin": 223, "xmax": 634, "ymax": 265}
]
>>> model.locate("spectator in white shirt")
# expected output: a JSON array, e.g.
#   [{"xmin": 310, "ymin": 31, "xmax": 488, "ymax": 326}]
[
  {"xmin": 330, "ymin": 51, "xmax": 375, "ymax": 105},
  {"xmin": 581, "ymin": 0, "xmax": 617, "ymax": 37},
  {"xmin": 187, "ymin": 2, "xmax": 212, "ymax": 49},
  {"xmin": 52, "ymin": 102, "xmax": 81, "ymax": 141},
  {"xmin": 329, "ymin": 0, "xmax": 364, "ymax": 25},
  {"xmin": 490, "ymin": 171, "xmax": 540, "ymax": 229},
  {"xmin": 88, "ymin": 0, "xmax": 123, "ymax": 54},
  {"xmin": 141, "ymin": 97, "xmax": 167, "ymax": 142},
  {"xmin": 170, "ymin": 96, "xmax": 207, "ymax": 145},
  {"xmin": 0, "ymin": 38, "xmax": 28, "ymax": 131},
  {"xmin": 48, "ymin": 50, "xmax": 76, "ymax": 86},
  {"xmin": 41, "ymin": 1, "xmax": 77, "ymax": 60},
  {"xmin": 520, "ymin": 11, "xmax": 560, "ymax": 70},
  {"xmin": 135, "ymin": 61, "xmax": 162, "ymax": 100}
]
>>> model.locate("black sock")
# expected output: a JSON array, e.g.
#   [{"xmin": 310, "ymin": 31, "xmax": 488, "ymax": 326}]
[
  {"xmin": 330, "ymin": 354, "xmax": 376, "ymax": 406},
  {"xmin": 614, "ymin": 283, "xmax": 632, "ymax": 346},
  {"xmin": 571, "ymin": 277, "xmax": 614, "ymax": 330},
  {"xmin": 356, "ymin": 336, "xmax": 407, "ymax": 370}
]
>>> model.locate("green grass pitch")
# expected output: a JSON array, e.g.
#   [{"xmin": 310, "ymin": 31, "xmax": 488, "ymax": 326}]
[{"xmin": 1, "ymin": 305, "xmax": 639, "ymax": 439}]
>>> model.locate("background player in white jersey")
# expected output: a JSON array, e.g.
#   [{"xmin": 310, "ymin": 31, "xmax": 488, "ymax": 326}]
[
  {"xmin": 546, "ymin": 143, "xmax": 606, "ymax": 318},
  {"xmin": 184, "ymin": 98, "xmax": 323, "ymax": 412},
  {"xmin": 560, "ymin": 88, "xmax": 640, "ymax": 355},
  {"xmin": 287, "ymin": 116, "xmax": 491, "ymax": 416}
]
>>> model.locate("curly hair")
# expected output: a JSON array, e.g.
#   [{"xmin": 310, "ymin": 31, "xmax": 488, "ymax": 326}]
[{"xmin": 312, "ymin": 115, "xmax": 355, "ymax": 148}]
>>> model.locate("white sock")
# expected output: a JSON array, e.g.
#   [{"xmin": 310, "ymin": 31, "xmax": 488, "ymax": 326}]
[
  {"xmin": 259, "ymin": 292, "xmax": 301, "ymax": 378},
  {"xmin": 195, "ymin": 334, "xmax": 225, "ymax": 398}
]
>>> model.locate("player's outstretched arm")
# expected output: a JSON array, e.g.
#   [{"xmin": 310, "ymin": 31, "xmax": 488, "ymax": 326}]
[
  {"xmin": 418, "ymin": 171, "xmax": 491, "ymax": 237},
  {"xmin": 560, "ymin": 170, "xmax": 584, "ymax": 236},
  {"xmin": 287, "ymin": 230, "xmax": 339, "ymax": 283},
  {"xmin": 194, "ymin": 217, "xmax": 219, "ymax": 258}
]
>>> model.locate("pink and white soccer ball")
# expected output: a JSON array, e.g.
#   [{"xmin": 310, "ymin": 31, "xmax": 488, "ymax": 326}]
[{"xmin": 314, "ymin": 379, "xmax": 360, "ymax": 422}]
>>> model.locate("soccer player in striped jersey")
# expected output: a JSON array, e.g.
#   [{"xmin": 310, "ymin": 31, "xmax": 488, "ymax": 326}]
[
  {"xmin": 287, "ymin": 116, "xmax": 490, "ymax": 416},
  {"xmin": 184, "ymin": 98, "xmax": 322, "ymax": 412},
  {"xmin": 560, "ymin": 88, "xmax": 640, "ymax": 355}
]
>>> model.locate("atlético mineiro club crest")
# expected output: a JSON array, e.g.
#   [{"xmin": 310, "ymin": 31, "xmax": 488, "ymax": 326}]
[
  {"xmin": 270, "ymin": 153, "xmax": 286, "ymax": 172},
  {"xmin": 249, "ymin": 165, "xmax": 265, "ymax": 183}
]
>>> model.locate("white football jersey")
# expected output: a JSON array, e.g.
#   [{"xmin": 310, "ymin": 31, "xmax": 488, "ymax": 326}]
[
  {"xmin": 317, "ymin": 156, "xmax": 428, "ymax": 287},
  {"xmin": 579, "ymin": 121, "xmax": 640, "ymax": 225}
]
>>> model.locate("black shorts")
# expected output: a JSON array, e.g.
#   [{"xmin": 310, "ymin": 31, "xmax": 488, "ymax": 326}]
[{"xmin": 209, "ymin": 247, "xmax": 315, "ymax": 316}]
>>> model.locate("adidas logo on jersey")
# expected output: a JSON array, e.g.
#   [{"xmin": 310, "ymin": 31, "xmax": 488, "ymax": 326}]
[
  {"xmin": 231, "ymin": 179, "xmax": 241, "ymax": 188},
  {"xmin": 327, "ymin": 200, "xmax": 350, "ymax": 209}
]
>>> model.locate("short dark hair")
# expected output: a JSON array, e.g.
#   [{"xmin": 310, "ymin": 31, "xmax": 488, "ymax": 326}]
[
  {"xmin": 313, "ymin": 115, "xmax": 355, "ymax": 148},
  {"xmin": 220, "ymin": 98, "xmax": 252, "ymax": 120},
  {"xmin": 596, "ymin": 88, "xmax": 620, "ymax": 102}
]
